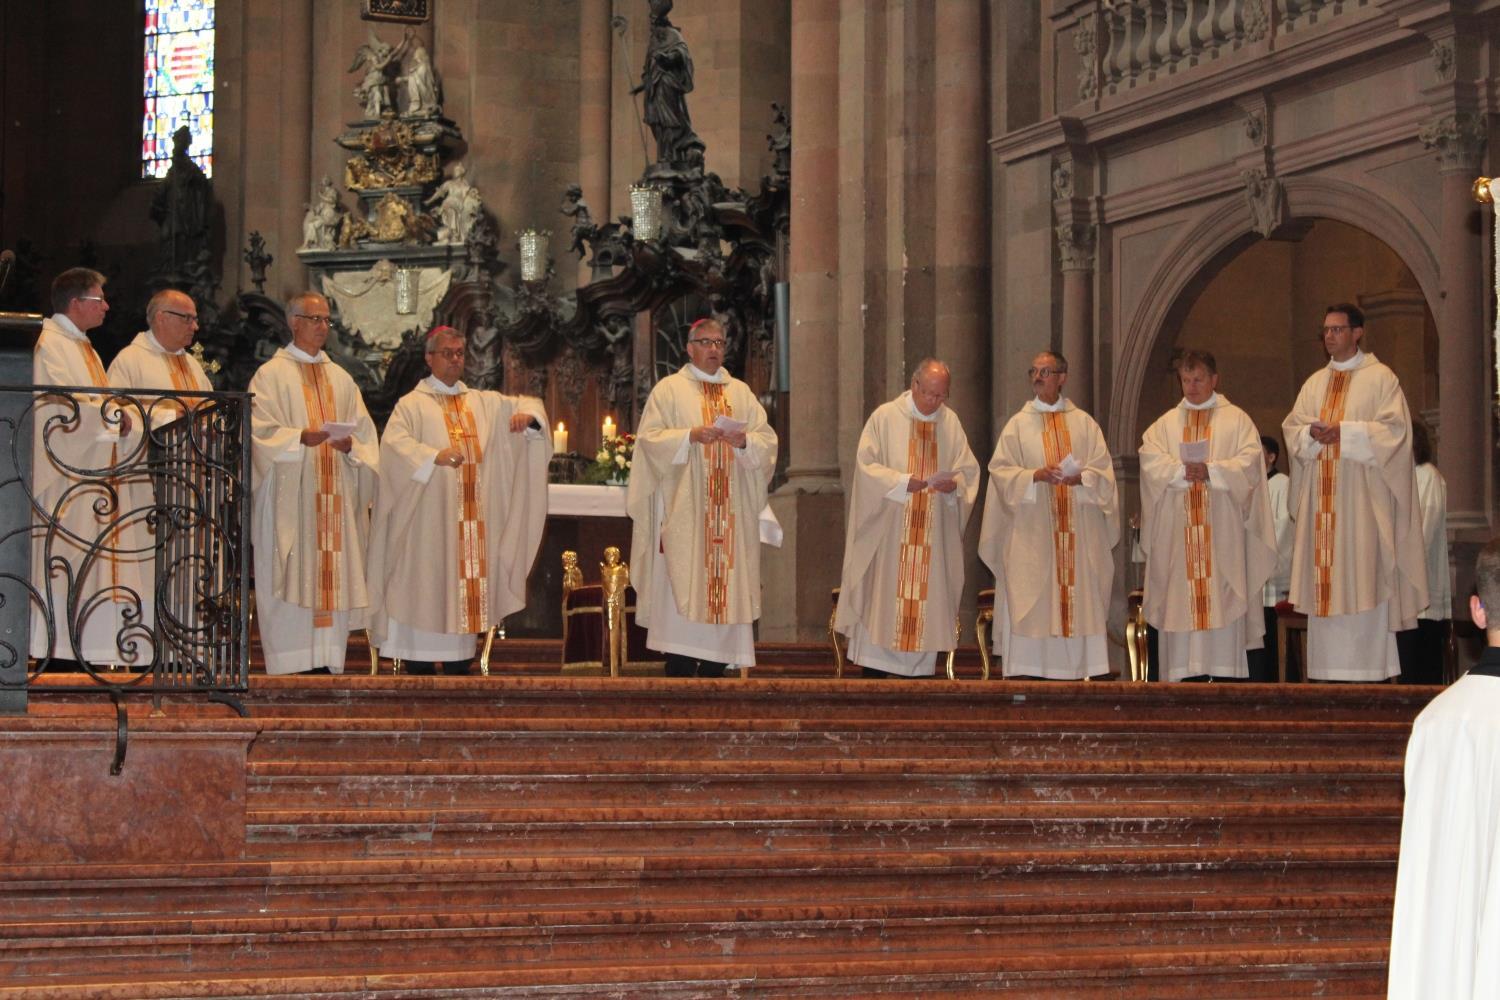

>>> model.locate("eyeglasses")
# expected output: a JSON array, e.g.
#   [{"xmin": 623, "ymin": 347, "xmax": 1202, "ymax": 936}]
[
  {"xmin": 162, "ymin": 309, "xmax": 199, "ymax": 324},
  {"xmin": 1027, "ymin": 367, "xmax": 1065, "ymax": 378},
  {"xmin": 430, "ymin": 348, "xmax": 465, "ymax": 361},
  {"xmin": 293, "ymin": 314, "xmax": 332, "ymax": 326},
  {"xmin": 1321, "ymin": 324, "xmax": 1352, "ymax": 334},
  {"xmin": 688, "ymin": 338, "xmax": 727, "ymax": 349},
  {"xmin": 76, "ymin": 296, "xmax": 106, "ymax": 304}
]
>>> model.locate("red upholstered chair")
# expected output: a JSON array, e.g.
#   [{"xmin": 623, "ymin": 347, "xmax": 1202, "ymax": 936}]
[{"xmin": 561, "ymin": 558, "xmax": 664, "ymax": 676}]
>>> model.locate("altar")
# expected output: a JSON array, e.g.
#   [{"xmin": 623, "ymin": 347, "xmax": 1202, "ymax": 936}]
[{"xmin": 509, "ymin": 484, "xmax": 632, "ymax": 639}]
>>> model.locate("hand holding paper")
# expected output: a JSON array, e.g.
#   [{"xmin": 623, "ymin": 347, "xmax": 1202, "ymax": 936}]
[
  {"xmin": 1178, "ymin": 439, "xmax": 1209, "ymax": 463},
  {"xmin": 712, "ymin": 415, "xmax": 747, "ymax": 434},
  {"xmin": 319, "ymin": 421, "xmax": 357, "ymax": 443},
  {"xmin": 1058, "ymin": 453, "xmax": 1084, "ymax": 479}
]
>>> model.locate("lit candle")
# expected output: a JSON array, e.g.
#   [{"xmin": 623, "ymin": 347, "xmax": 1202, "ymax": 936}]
[
  {"xmin": 602, "ymin": 416, "xmax": 616, "ymax": 441},
  {"xmin": 552, "ymin": 421, "xmax": 568, "ymax": 454}
]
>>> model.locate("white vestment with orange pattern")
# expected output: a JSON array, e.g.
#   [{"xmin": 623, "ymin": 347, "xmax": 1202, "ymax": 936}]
[
  {"xmin": 978, "ymin": 397, "xmax": 1119, "ymax": 680},
  {"xmin": 107, "ymin": 330, "xmax": 213, "ymax": 420},
  {"xmin": 249, "ymin": 347, "xmax": 379, "ymax": 674},
  {"xmin": 627, "ymin": 365, "xmax": 777, "ymax": 666},
  {"xmin": 30, "ymin": 316, "xmax": 150, "ymax": 664},
  {"xmin": 368, "ymin": 378, "xmax": 550, "ymax": 662},
  {"xmin": 834, "ymin": 392, "xmax": 979, "ymax": 676},
  {"xmin": 1139, "ymin": 393, "xmax": 1276, "ymax": 681},
  {"xmin": 1282, "ymin": 351, "xmax": 1426, "ymax": 681}
]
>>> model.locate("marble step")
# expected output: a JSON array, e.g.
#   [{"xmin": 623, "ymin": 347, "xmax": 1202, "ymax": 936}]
[
  {"xmin": 0, "ymin": 845, "xmax": 1395, "ymax": 916},
  {"xmin": 242, "ymin": 798, "xmax": 1401, "ymax": 856},
  {"xmin": 0, "ymin": 943, "xmax": 1392, "ymax": 998},
  {"xmin": 0, "ymin": 896, "xmax": 1395, "ymax": 981},
  {"xmin": 245, "ymin": 756, "xmax": 1400, "ymax": 810}
]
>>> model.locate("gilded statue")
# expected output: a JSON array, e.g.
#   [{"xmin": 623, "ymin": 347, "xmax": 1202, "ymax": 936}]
[
  {"xmin": 561, "ymin": 550, "xmax": 583, "ymax": 596},
  {"xmin": 601, "ymin": 546, "xmax": 630, "ymax": 678}
]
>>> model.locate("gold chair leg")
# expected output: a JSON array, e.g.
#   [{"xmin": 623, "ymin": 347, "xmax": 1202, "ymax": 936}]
[
  {"xmin": 945, "ymin": 615, "xmax": 960, "ymax": 680},
  {"xmin": 975, "ymin": 610, "xmax": 993, "ymax": 681},
  {"xmin": 479, "ymin": 625, "xmax": 496, "ymax": 677},
  {"xmin": 367, "ymin": 629, "xmax": 380, "ymax": 675},
  {"xmin": 829, "ymin": 609, "xmax": 845, "ymax": 679}
]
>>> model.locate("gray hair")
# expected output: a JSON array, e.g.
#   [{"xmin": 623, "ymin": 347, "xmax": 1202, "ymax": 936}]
[
  {"xmin": 284, "ymin": 291, "xmax": 326, "ymax": 321},
  {"xmin": 911, "ymin": 357, "xmax": 951, "ymax": 383}
]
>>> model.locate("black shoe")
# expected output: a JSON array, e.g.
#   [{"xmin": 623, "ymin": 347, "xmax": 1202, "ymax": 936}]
[
  {"xmin": 306, "ymin": 666, "xmax": 332, "ymax": 675},
  {"xmin": 440, "ymin": 660, "xmax": 472, "ymax": 676},
  {"xmin": 403, "ymin": 660, "xmax": 436, "ymax": 675}
]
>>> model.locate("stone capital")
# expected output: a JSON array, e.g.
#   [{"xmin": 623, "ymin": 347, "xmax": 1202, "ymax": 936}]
[
  {"xmin": 1419, "ymin": 111, "xmax": 1487, "ymax": 174},
  {"xmin": 1056, "ymin": 222, "xmax": 1097, "ymax": 273}
]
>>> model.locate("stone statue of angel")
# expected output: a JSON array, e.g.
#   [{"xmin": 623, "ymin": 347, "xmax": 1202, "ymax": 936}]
[
  {"xmin": 348, "ymin": 29, "xmax": 411, "ymax": 119},
  {"xmin": 425, "ymin": 164, "xmax": 482, "ymax": 244}
]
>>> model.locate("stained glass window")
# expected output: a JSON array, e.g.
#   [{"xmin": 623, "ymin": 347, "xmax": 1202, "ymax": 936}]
[{"xmin": 142, "ymin": 0, "xmax": 215, "ymax": 179}]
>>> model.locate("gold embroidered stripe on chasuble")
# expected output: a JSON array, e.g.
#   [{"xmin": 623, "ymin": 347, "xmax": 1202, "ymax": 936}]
[
  {"xmin": 1314, "ymin": 371, "xmax": 1350, "ymax": 617},
  {"xmin": 1041, "ymin": 412, "xmax": 1077, "ymax": 637},
  {"xmin": 1183, "ymin": 408, "xmax": 1215, "ymax": 630},
  {"xmin": 297, "ymin": 363, "xmax": 344, "ymax": 628},
  {"xmin": 441, "ymin": 394, "xmax": 488, "ymax": 632},
  {"xmin": 699, "ymin": 382, "xmax": 735, "ymax": 624},
  {"xmin": 894, "ymin": 419, "xmax": 938, "ymax": 651}
]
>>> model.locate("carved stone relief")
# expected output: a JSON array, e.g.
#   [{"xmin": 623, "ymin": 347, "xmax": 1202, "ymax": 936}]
[
  {"xmin": 1241, "ymin": 168, "xmax": 1286, "ymax": 238},
  {"xmin": 1419, "ymin": 112, "xmax": 1487, "ymax": 172}
]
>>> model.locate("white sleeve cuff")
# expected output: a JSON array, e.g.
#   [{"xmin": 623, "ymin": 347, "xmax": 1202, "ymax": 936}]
[
  {"xmin": 1206, "ymin": 463, "xmax": 1228, "ymax": 491},
  {"xmin": 413, "ymin": 450, "xmax": 438, "ymax": 484},
  {"xmin": 1022, "ymin": 480, "xmax": 1037, "ymax": 504},
  {"xmin": 884, "ymin": 481, "xmax": 910, "ymax": 504},
  {"xmin": 1339, "ymin": 422, "xmax": 1375, "ymax": 465}
]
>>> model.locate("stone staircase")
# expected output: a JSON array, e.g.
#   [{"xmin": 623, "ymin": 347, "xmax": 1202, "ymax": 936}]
[{"xmin": 0, "ymin": 665, "xmax": 1428, "ymax": 997}]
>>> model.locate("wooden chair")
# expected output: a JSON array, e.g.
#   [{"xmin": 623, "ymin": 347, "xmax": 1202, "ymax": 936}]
[{"xmin": 1276, "ymin": 607, "xmax": 1308, "ymax": 683}]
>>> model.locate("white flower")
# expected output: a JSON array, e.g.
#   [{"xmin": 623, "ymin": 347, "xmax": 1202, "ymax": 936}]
[
  {"xmin": 625, "ymin": 459, "xmax": 632, "ymax": 468},
  {"xmin": 596, "ymin": 449, "xmax": 609, "ymax": 462},
  {"xmin": 615, "ymin": 453, "xmax": 627, "ymax": 468}
]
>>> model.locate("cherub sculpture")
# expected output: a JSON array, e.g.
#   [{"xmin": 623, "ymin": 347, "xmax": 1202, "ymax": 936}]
[{"xmin": 348, "ymin": 29, "xmax": 411, "ymax": 119}]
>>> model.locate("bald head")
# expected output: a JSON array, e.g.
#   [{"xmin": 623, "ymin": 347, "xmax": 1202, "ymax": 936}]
[
  {"xmin": 909, "ymin": 358, "xmax": 951, "ymax": 416},
  {"xmin": 146, "ymin": 289, "xmax": 199, "ymax": 352}
]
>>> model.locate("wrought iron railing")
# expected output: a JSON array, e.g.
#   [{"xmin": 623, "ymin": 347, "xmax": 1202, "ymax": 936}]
[{"xmin": 0, "ymin": 385, "xmax": 252, "ymax": 734}]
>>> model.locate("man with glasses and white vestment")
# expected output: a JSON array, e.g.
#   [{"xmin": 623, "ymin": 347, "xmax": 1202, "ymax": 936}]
[
  {"xmin": 1282, "ymin": 303, "xmax": 1426, "ymax": 682},
  {"xmin": 628, "ymin": 318, "xmax": 778, "ymax": 677},
  {"xmin": 978, "ymin": 350, "xmax": 1120, "ymax": 680},
  {"xmin": 366, "ymin": 326, "xmax": 551, "ymax": 676},
  {"xmin": 247, "ymin": 292, "xmax": 379, "ymax": 675},
  {"xmin": 30, "ymin": 267, "xmax": 146, "ymax": 668}
]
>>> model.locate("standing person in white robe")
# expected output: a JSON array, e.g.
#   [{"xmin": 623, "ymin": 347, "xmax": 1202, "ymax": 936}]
[
  {"xmin": 627, "ymin": 318, "xmax": 777, "ymax": 677},
  {"xmin": 1282, "ymin": 303, "xmax": 1426, "ymax": 682},
  {"xmin": 1248, "ymin": 434, "xmax": 1293, "ymax": 681},
  {"xmin": 1138, "ymin": 351, "xmax": 1276, "ymax": 681},
  {"xmin": 834, "ymin": 359, "xmax": 979, "ymax": 678},
  {"xmin": 1396, "ymin": 419, "xmax": 1450, "ymax": 684},
  {"xmin": 978, "ymin": 351, "xmax": 1119, "ymax": 680},
  {"xmin": 1387, "ymin": 537, "xmax": 1500, "ymax": 1000},
  {"xmin": 107, "ymin": 288, "xmax": 215, "ymax": 665},
  {"xmin": 248, "ymin": 292, "xmax": 379, "ymax": 675},
  {"xmin": 107, "ymin": 289, "xmax": 213, "ymax": 409},
  {"xmin": 367, "ymin": 326, "xmax": 551, "ymax": 675},
  {"xmin": 30, "ymin": 267, "xmax": 146, "ymax": 669}
]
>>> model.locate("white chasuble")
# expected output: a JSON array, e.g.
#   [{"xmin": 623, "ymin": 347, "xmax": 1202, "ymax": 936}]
[
  {"xmin": 107, "ymin": 331, "xmax": 212, "ymax": 427},
  {"xmin": 30, "ymin": 318, "xmax": 150, "ymax": 664},
  {"xmin": 1387, "ymin": 665, "xmax": 1500, "ymax": 999},
  {"xmin": 1282, "ymin": 353, "xmax": 1426, "ymax": 681},
  {"xmin": 978, "ymin": 399, "xmax": 1119, "ymax": 679},
  {"xmin": 834, "ymin": 392, "xmax": 979, "ymax": 676},
  {"xmin": 1139, "ymin": 395, "xmax": 1276, "ymax": 680},
  {"xmin": 367, "ymin": 382, "xmax": 550, "ymax": 657},
  {"xmin": 627, "ymin": 365, "xmax": 776, "ymax": 664},
  {"xmin": 248, "ymin": 349, "xmax": 378, "ymax": 674}
]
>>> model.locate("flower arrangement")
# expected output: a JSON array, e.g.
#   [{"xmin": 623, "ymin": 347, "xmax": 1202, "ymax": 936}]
[{"xmin": 583, "ymin": 431, "xmax": 635, "ymax": 485}]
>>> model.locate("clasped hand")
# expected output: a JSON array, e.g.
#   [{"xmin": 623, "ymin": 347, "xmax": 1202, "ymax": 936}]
[
  {"xmin": 1032, "ymin": 465, "xmax": 1082, "ymax": 486},
  {"xmin": 691, "ymin": 425, "xmax": 746, "ymax": 448}
]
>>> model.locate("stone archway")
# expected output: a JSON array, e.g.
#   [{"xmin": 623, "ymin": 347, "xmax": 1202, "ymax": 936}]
[{"xmin": 1109, "ymin": 175, "xmax": 1442, "ymax": 453}]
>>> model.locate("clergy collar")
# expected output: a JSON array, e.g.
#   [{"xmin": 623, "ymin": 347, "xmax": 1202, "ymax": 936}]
[
  {"xmin": 1030, "ymin": 395, "xmax": 1068, "ymax": 413},
  {"xmin": 142, "ymin": 330, "xmax": 184, "ymax": 356},
  {"xmin": 903, "ymin": 390, "xmax": 939, "ymax": 423},
  {"xmin": 1328, "ymin": 350, "xmax": 1367, "ymax": 372},
  {"xmin": 48, "ymin": 313, "xmax": 88, "ymax": 340},
  {"xmin": 1182, "ymin": 392, "xmax": 1219, "ymax": 411},
  {"xmin": 285, "ymin": 344, "xmax": 326, "ymax": 364},
  {"xmin": 423, "ymin": 374, "xmax": 466, "ymax": 396},
  {"xmin": 685, "ymin": 363, "xmax": 728, "ymax": 384}
]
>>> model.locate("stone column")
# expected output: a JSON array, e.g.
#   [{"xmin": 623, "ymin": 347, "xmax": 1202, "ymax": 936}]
[
  {"xmin": 1420, "ymin": 111, "xmax": 1488, "ymax": 530},
  {"xmin": 1057, "ymin": 222, "xmax": 1096, "ymax": 413},
  {"xmin": 933, "ymin": 0, "xmax": 988, "ymax": 437},
  {"xmin": 577, "ymin": 0, "xmax": 612, "ymax": 287},
  {"xmin": 762, "ymin": 0, "xmax": 842, "ymax": 642}
]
